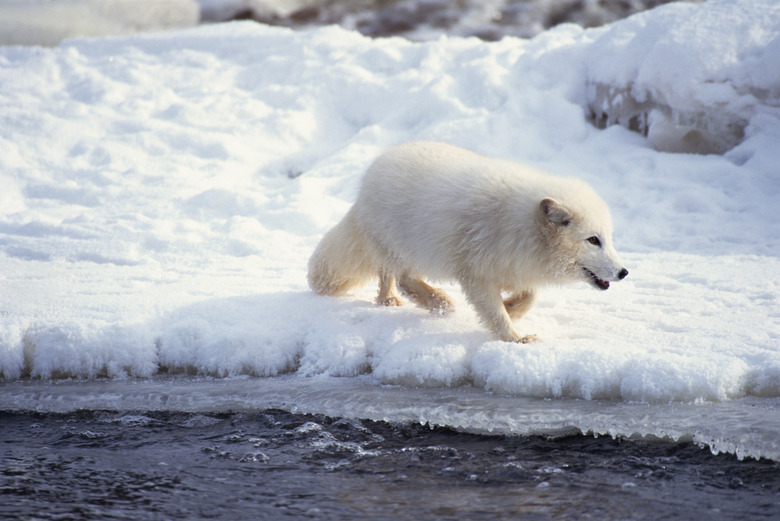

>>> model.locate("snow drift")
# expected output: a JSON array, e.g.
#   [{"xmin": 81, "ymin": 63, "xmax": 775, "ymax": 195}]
[{"xmin": 585, "ymin": 0, "xmax": 780, "ymax": 153}]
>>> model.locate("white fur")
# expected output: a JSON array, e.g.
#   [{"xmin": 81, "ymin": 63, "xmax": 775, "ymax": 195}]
[{"xmin": 308, "ymin": 142, "xmax": 627, "ymax": 342}]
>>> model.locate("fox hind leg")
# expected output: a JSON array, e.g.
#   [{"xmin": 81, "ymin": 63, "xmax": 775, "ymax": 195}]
[
  {"xmin": 503, "ymin": 290, "xmax": 537, "ymax": 320},
  {"xmin": 398, "ymin": 275, "xmax": 454, "ymax": 315},
  {"xmin": 376, "ymin": 270, "xmax": 403, "ymax": 307}
]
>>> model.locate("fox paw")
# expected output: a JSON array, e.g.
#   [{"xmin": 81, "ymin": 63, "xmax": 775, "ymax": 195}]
[
  {"xmin": 428, "ymin": 293, "xmax": 454, "ymax": 315},
  {"xmin": 378, "ymin": 296, "xmax": 403, "ymax": 307},
  {"xmin": 501, "ymin": 330, "xmax": 540, "ymax": 343}
]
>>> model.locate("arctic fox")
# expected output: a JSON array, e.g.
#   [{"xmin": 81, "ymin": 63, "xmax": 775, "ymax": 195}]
[{"xmin": 308, "ymin": 142, "xmax": 628, "ymax": 342}]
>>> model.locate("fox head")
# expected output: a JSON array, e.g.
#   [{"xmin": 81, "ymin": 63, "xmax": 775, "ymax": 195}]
[{"xmin": 539, "ymin": 197, "xmax": 628, "ymax": 289}]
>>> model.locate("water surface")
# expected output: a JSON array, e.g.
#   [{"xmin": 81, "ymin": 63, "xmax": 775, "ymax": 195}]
[{"xmin": 3, "ymin": 409, "xmax": 778, "ymax": 520}]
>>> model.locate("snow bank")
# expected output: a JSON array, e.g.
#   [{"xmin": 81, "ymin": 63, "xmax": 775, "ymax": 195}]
[
  {"xmin": 586, "ymin": 0, "xmax": 780, "ymax": 153},
  {"xmin": 1, "ymin": 1, "xmax": 779, "ymax": 412}
]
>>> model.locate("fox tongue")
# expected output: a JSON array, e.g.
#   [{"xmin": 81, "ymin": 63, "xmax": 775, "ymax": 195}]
[{"xmin": 585, "ymin": 268, "xmax": 610, "ymax": 290}]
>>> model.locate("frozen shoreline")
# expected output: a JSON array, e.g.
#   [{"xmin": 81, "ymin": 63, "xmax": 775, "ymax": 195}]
[{"xmin": 3, "ymin": 376, "xmax": 779, "ymax": 462}]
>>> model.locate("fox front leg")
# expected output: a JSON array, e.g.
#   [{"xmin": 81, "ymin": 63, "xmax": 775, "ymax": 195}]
[{"xmin": 462, "ymin": 281, "xmax": 538, "ymax": 343}]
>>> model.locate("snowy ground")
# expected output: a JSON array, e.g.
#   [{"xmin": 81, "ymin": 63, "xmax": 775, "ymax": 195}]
[{"xmin": 1, "ymin": 0, "xmax": 779, "ymax": 459}]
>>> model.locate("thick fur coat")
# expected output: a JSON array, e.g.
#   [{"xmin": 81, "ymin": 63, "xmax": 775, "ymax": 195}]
[{"xmin": 308, "ymin": 142, "xmax": 628, "ymax": 342}]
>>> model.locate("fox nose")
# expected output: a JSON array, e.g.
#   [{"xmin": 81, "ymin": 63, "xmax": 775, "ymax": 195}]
[{"xmin": 618, "ymin": 268, "xmax": 629, "ymax": 280}]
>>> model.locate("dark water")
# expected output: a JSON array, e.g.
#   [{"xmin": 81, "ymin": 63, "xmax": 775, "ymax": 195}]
[
  {"xmin": 2, "ymin": 410, "xmax": 778, "ymax": 520},
  {"xmin": 204, "ymin": 0, "xmax": 694, "ymax": 41}
]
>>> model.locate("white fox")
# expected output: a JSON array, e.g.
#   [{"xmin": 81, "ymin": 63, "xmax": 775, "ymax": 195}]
[{"xmin": 308, "ymin": 142, "xmax": 628, "ymax": 342}]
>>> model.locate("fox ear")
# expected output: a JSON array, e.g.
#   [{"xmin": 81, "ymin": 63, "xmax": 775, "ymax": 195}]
[{"xmin": 540, "ymin": 198, "xmax": 572, "ymax": 226}]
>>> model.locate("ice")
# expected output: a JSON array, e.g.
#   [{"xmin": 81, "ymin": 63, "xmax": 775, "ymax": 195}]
[
  {"xmin": 1, "ymin": 1, "xmax": 779, "ymax": 460},
  {"xmin": 585, "ymin": 0, "xmax": 780, "ymax": 153},
  {"xmin": 1, "ymin": 377, "xmax": 778, "ymax": 461}
]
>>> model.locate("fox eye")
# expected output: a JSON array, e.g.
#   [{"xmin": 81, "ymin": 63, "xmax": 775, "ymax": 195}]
[{"xmin": 587, "ymin": 236, "xmax": 601, "ymax": 247}]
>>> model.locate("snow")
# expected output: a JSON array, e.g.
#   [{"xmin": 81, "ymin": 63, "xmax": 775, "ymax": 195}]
[
  {"xmin": 585, "ymin": 0, "xmax": 780, "ymax": 153},
  {"xmin": 0, "ymin": 0, "xmax": 199, "ymax": 46},
  {"xmin": 1, "ymin": 0, "xmax": 779, "ymax": 460}
]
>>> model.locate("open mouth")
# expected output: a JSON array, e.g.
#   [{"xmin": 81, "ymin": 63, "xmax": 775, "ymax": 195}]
[{"xmin": 584, "ymin": 268, "xmax": 610, "ymax": 290}]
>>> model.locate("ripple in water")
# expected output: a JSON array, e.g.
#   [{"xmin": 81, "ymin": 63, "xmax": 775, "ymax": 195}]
[{"xmin": 2, "ymin": 410, "xmax": 778, "ymax": 520}]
